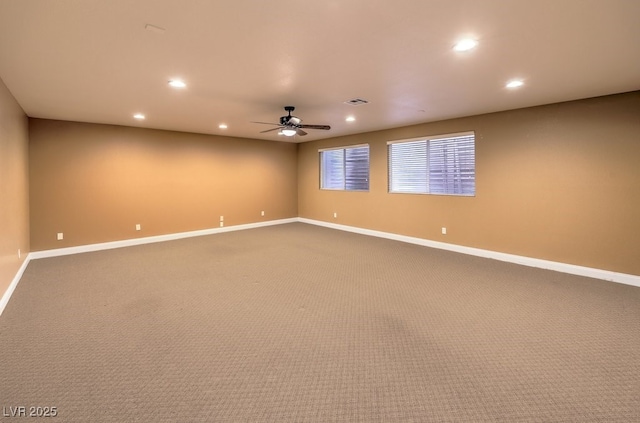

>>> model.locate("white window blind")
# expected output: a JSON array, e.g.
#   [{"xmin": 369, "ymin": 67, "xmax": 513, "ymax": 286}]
[
  {"xmin": 321, "ymin": 149, "xmax": 345, "ymax": 189},
  {"xmin": 320, "ymin": 145, "xmax": 369, "ymax": 191},
  {"xmin": 388, "ymin": 132, "xmax": 475, "ymax": 196}
]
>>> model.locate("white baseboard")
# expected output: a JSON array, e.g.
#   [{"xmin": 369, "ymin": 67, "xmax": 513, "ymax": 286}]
[
  {"xmin": 29, "ymin": 218, "xmax": 298, "ymax": 259},
  {"xmin": 298, "ymin": 218, "xmax": 640, "ymax": 288},
  {"xmin": 0, "ymin": 255, "xmax": 32, "ymax": 317}
]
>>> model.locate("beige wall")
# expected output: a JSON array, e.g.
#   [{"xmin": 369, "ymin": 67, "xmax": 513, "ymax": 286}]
[
  {"xmin": 299, "ymin": 92, "xmax": 640, "ymax": 276},
  {"xmin": 29, "ymin": 119, "xmax": 298, "ymax": 251},
  {"xmin": 0, "ymin": 77, "xmax": 30, "ymax": 296}
]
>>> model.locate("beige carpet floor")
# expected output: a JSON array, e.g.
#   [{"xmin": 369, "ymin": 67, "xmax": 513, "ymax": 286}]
[{"xmin": 1, "ymin": 223, "xmax": 639, "ymax": 422}]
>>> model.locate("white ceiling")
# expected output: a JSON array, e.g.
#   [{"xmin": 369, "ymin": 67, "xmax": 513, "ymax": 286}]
[{"xmin": 1, "ymin": 0, "xmax": 638, "ymax": 143}]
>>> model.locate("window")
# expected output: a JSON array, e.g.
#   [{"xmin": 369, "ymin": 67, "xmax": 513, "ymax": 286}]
[
  {"xmin": 388, "ymin": 132, "xmax": 475, "ymax": 196},
  {"xmin": 320, "ymin": 145, "xmax": 369, "ymax": 191}
]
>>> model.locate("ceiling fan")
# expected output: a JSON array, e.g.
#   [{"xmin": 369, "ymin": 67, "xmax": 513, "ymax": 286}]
[{"xmin": 253, "ymin": 106, "xmax": 331, "ymax": 137}]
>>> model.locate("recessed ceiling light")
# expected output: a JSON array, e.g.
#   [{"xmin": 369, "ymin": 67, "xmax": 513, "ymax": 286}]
[
  {"xmin": 506, "ymin": 79, "xmax": 524, "ymax": 89},
  {"xmin": 453, "ymin": 38, "xmax": 478, "ymax": 52},
  {"xmin": 346, "ymin": 116, "xmax": 356, "ymax": 122},
  {"xmin": 218, "ymin": 124, "xmax": 228, "ymax": 129},
  {"xmin": 133, "ymin": 113, "xmax": 145, "ymax": 120},
  {"xmin": 168, "ymin": 79, "xmax": 186, "ymax": 88}
]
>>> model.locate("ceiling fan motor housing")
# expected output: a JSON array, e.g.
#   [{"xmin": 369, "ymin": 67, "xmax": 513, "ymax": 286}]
[
  {"xmin": 280, "ymin": 116, "xmax": 301, "ymax": 126},
  {"xmin": 281, "ymin": 106, "xmax": 299, "ymax": 126}
]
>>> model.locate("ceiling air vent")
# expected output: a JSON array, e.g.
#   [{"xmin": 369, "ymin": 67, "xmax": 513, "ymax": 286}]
[{"xmin": 344, "ymin": 98, "xmax": 369, "ymax": 106}]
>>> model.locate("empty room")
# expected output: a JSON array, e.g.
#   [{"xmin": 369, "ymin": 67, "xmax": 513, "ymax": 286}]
[{"xmin": 1, "ymin": 1, "xmax": 639, "ymax": 422}]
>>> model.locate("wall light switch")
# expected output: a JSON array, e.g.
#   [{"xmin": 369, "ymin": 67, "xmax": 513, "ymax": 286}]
[
  {"xmin": 333, "ymin": 212, "xmax": 338, "ymax": 218},
  {"xmin": 261, "ymin": 211, "xmax": 265, "ymax": 216},
  {"xmin": 57, "ymin": 232, "xmax": 64, "ymax": 240},
  {"xmin": 441, "ymin": 227, "xmax": 447, "ymax": 235},
  {"xmin": 220, "ymin": 216, "xmax": 224, "ymax": 222},
  {"xmin": 136, "ymin": 224, "xmax": 141, "ymax": 231}
]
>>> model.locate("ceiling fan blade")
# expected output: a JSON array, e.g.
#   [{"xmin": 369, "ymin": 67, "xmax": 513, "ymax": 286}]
[
  {"xmin": 260, "ymin": 127, "xmax": 283, "ymax": 133},
  {"xmin": 298, "ymin": 124, "xmax": 331, "ymax": 130},
  {"xmin": 251, "ymin": 121, "xmax": 281, "ymax": 126},
  {"xmin": 296, "ymin": 128, "xmax": 308, "ymax": 136}
]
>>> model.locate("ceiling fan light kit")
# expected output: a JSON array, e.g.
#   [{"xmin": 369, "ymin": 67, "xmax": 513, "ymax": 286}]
[{"xmin": 281, "ymin": 128, "xmax": 297, "ymax": 137}]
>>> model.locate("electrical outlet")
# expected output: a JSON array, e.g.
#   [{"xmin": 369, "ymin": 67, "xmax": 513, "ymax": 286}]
[
  {"xmin": 18, "ymin": 249, "xmax": 21, "ymax": 259},
  {"xmin": 135, "ymin": 224, "xmax": 141, "ymax": 231},
  {"xmin": 57, "ymin": 232, "xmax": 64, "ymax": 240},
  {"xmin": 441, "ymin": 227, "xmax": 447, "ymax": 235},
  {"xmin": 261, "ymin": 210, "xmax": 265, "ymax": 216},
  {"xmin": 220, "ymin": 221, "xmax": 224, "ymax": 227},
  {"xmin": 219, "ymin": 215, "xmax": 224, "ymax": 222},
  {"xmin": 333, "ymin": 212, "xmax": 338, "ymax": 218}
]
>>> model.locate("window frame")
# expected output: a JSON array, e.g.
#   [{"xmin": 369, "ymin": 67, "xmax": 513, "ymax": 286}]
[
  {"xmin": 319, "ymin": 144, "xmax": 370, "ymax": 192},
  {"xmin": 387, "ymin": 131, "xmax": 475, "ymax": 197}
]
